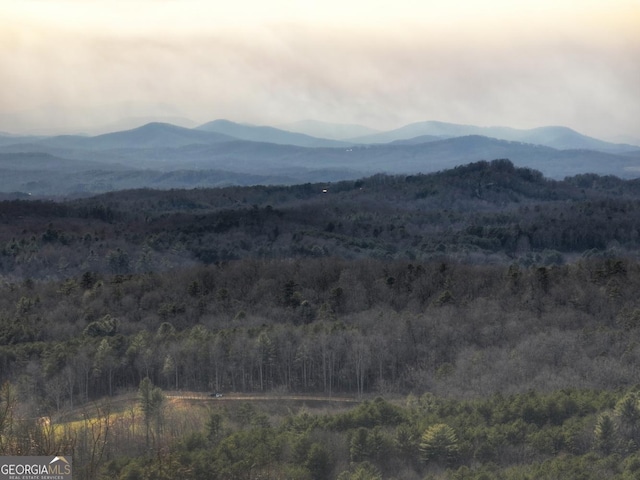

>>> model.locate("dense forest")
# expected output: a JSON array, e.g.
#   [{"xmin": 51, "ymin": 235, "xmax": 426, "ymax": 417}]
[
  {"xmin": 2, "ymin": 159, "xmax": 640, "ymax": 478},
  {"xmin": 2, "ymin": 159, "xmax": 640, "ymax": 280}
]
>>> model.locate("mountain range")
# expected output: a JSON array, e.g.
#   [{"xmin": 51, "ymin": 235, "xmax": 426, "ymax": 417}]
[{"xmin": 0, "ymin": 119, "xmax": 638, "ymax": 196}]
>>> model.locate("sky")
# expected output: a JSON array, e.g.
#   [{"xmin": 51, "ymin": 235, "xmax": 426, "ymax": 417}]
[{"xmin": 1, "ymin": 0, "xmax": 639, "ymax": 140}]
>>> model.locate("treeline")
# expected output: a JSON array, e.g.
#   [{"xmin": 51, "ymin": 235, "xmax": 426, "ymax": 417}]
[{"xmin": 1, "ymin": 255, "xmax": 639, "ymax": 410}]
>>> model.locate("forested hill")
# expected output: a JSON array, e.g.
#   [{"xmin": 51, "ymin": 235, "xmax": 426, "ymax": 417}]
[
  {"xmin": 2, "ymin": 159, "xmax": 640, "ymax": 279},
  {"xmin": 5, "ymin": 159, "xmax": 640, "ymax": 479}
]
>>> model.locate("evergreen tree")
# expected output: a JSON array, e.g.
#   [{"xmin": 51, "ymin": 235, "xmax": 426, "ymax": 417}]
[
  {"xmin": 419, "ymin": 423, "xmax": 460, "ymax": 466},
  {"xmin": 138, "ymin": 377, "xmax": 164, "ymax": 450}
]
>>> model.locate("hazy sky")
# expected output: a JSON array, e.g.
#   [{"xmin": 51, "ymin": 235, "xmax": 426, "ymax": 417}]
[{"xmin": 2, "ymin": 0, "xmax": 639, "ymax": 139}]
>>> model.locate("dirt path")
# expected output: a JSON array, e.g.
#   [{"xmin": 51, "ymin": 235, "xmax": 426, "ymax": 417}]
[{"xmin": 165, "ymin": 392, "xmax": 361, "ymax": 403}]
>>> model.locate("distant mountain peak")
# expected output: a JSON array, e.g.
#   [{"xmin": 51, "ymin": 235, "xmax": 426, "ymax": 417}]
[
  {"xmin": 196, "ymin": 119, "xmax": 347, "ymax": 148},
  {"xmin": 132, "ymin": 121, "xmax": 187, "ymax": 131},
  {"xmin": 200, "ymin": 118, "xmax": 244, "ymax": 127}
]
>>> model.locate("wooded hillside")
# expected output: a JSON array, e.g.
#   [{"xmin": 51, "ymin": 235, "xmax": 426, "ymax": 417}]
[
  {"xmin": 2, "ymin": 160, "xmax": 640, "ymax": 280},
  {"xmin": 2, "ymin": 159, "xmax": 640, "ymax": 479}
]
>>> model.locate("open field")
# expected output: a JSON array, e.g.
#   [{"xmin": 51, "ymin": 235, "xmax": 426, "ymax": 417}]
[{"xmin": 50, "ymin": 390, "xmax": 365, "ymax": 439}]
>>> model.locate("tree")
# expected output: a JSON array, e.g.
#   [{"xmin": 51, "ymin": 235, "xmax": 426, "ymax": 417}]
[
  {"xmin": 395, "ymin": 423, "xmax": 418, "ymax": 458},
  {"xmin": 161, "ymin": 354, "xmax": 177, "ymax": 390},
  {"xmin": 0, "ymin": 382, "xmax": 17, "ymax": 454},
  {"xmin": 84, "ymin": 314, "xmax": 118, "ymax": 338},
  {"xmin": 206, "ymin": 412, "xmax": 223, "ymax": 444},
  {"xmin": 594, "ymin": 413, "xmax": 617, "ymax": 455},
  {"xmin": 138, "ymin": 377, "xmax": 164, "ymax": 450},
  {"xmin": 76, "ymin": 403, "xmax": 111, "ymax": 479},
  {"xmin": 257, "ymin": 331, "xmax": 275, "ymax": 391},
  {"xmin": 615, "ymin": 392, "xmax": 640, "ymax": 446},
  {"xmin": 107, "ymin": 248, "xmax": 130, "ymax": 274},
  {"xmin": 350, "ymin": 427, "xmax": 371, "ymax": 462},
  {"xmin": 419, "ymin": 423, "xmax": 460, "ymax": 466},
  {"xmin": 282, "ymin": 279, "xmax": 301, "ymax": 308},
  {"xmin": 351, "ymin": 332, "xmax": 370, "ymax": 398},
  {"xmin": 93, "ymin": 338, "xmax": 119, "ymax": 396},
  {"xmin": 305, "ymin": 442, "xmax": 331, "ymax": 480}
]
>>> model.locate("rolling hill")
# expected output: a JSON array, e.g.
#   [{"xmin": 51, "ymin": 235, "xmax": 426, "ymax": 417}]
[
  {"xmin": 0, "ymin": 119, "xmax": 638, "ymax": 196},
  {"xmin": 350, "ymin": 120, "xmax": 639, "ymax": 153},
  {"xmin": 196, "ymin": 119, "xmax": 348, "ymax": 147},
  {"xmin": 37, "ymin": 122, "xmax": 235, "ymax": 149}
]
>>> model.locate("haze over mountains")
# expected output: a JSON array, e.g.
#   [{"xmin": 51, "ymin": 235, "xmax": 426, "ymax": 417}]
[{"xmin": 0, "ymin": 119, "xmax": 638, "ymax": 196}]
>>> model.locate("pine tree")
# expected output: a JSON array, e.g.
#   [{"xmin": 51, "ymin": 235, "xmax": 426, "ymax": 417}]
[{"xmin": 419, "ymin": 423, "xmax": 460, "ymax": 466}]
